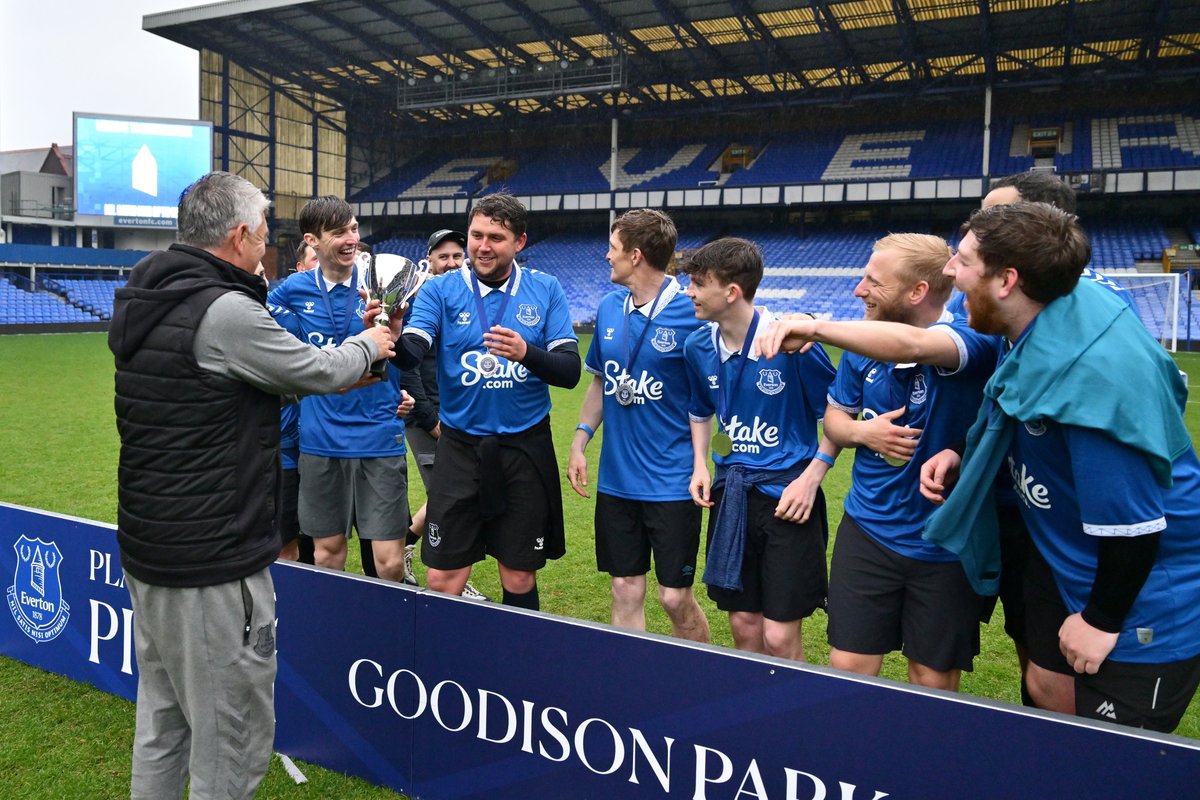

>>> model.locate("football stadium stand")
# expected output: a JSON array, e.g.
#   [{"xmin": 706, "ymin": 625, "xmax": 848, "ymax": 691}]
[
  {"xmin": 0, "ymin": 244, "xmax": 146, "ymax": 268},
  {"xmin": 350, "ymin": 110, "xmax": 1198, "ymax": 203},
  {"xmin": 0, "ymin": 274, "xmax": 99, "ymax": 324},
  {"xmin": 40, "ymin": 275, "xmax": 128, "ymax": 321}
]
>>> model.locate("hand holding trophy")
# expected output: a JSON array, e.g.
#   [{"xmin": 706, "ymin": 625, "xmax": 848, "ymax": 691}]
[{"xmin": 362, "ymin": 251, "xmax": 430, "ymax": 377}]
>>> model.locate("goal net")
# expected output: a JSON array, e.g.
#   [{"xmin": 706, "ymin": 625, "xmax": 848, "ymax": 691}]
[{"xmin": 1104, "ymin": 271, "xmax": 1182, "ymax": 352}]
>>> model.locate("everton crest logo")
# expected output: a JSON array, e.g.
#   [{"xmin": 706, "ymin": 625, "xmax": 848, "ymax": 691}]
[
  {"xmin": 355, "ymin": 298, "xmax": 368, "ymax": 320},
  {"xmin": 909, "ymin": 374, "xmax": 928, "ymax": 405},
  {"xmin": 756, "ymin": 368, "xmax": 785, "ymax": 396},
  {"xmin": 516, "ymin": 304, "xmax": 541, "ymax": 326},
  {"xmin": 427, "ymin": 523, "xmax": 442, "ymax": 548},
  {"xmin": 651, "ymin": 327, "xmax": 677, "ymax": 353},
  {"xmin": 8, "ymin": 536, "xmax": 70, "ymax": 643}
]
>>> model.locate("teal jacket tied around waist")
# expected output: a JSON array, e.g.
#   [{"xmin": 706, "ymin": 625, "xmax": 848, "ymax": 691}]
[{"xmin": 923, "ymin": 278, "xmax": 1191, "ymax": 595}]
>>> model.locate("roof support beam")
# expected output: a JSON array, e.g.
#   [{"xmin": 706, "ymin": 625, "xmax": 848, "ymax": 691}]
[
  {"xmin": 812, "ymin": 0, "xmax": 872, "ymax": 88},
  {"xmin": 302, "ymin": 4, "xmax": 407, "ymax": 84},
  {"xmin": 253, "ymin": 15, "xmax": 393, "ymax": 106},
  {"xmin": 727, "ymin": 0, "xmax": 813, "ymax": 91},
  {"xmin": 492, "ymin": 0, "xmax": 593, "ymax": 62},
  {"xmin": 892, "ymin": 0, "xmax": 929, "ymax": 84},
  {"xmin": 418, "ymin": 0, "xmax": 536, "ymax": 69},
  {"xmin": 352, "ymin": 0, "xmax": 494, "ymax": 73},
  {"xmin": 650, "ymin": 0, "xmax": 756, "ymax": 95},
  {"xmin": 191, "ymin": 36, "xmax": 348, "ymax": 134}
]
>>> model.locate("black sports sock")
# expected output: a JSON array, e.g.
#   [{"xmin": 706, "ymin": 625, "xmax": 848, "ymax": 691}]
[
  {"xmin": 502, "ymin": 583, "xmax": 539, "ymax": 611},
  {"xmin": 298, "ymin": 534, "xmax": 315, "ymax": 565},
  {"xmin": 360, "ymin": 537, "xmax": 377, "ymax": 578},
  {"xmin": 1020, "ymin": 676, "xmax": 1036, "ymax": 708}
]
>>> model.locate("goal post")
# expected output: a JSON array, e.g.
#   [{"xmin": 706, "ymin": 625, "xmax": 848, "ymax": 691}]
[{"xmin": 1105, "ymin": 271, "xmax": 1181, "ymax": 352}]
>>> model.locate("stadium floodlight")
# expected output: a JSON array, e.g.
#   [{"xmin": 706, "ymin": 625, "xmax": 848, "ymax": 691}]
[{"xmin": 396, "ymin": 57, "xmax": 624, "ymax": 111}]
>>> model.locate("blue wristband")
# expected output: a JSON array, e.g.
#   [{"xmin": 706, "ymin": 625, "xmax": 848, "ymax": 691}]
[
  {"xmin": 813, "ymin": 452, "xmax": 835, "ymax": 468},
  {"xmin": 576, "ymin": 423, "xmax": 595, "ymax": 439}
]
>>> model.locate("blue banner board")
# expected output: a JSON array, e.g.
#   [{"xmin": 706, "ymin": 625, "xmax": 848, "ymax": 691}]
[{"xmin": 3, "ymin": 502, "xmax": 1199, "ymax": 799}]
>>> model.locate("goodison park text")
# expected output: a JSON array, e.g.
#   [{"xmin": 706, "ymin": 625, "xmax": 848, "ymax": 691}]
[{"xmin": 349, "ymin": 659, "xmax": 890, "ymax": 800}]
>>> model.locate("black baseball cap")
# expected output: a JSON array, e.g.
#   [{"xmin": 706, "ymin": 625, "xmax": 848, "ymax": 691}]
[{"xmin": 427, "ymin": 229, "xmax": 467, "ymax": 253}]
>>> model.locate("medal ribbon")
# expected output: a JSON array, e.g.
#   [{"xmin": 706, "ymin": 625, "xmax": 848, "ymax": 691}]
[
  {"xmin": 621, "ymin": 277, "xmax": 671, "ymax": 382},
  {"xmin": 713, "ymin": 310, "xmax": 760, "ymax": 431},
  {"xmin": 315, "ymin": 265, "xmax": 358, "ymax": 344},
  {"xmin": 470, "ymin": 267, "xmax": 516, "ymax": 349}
]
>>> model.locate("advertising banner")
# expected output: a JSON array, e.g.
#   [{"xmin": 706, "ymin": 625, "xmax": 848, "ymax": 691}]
[{"xmin": 4, "ymin": 502, "xmax": 1199, "ymax": 799}]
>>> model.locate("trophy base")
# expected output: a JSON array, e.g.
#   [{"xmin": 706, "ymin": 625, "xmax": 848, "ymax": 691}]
[{"xmin": 369, "ymin": 360, "xmax": 389, "ymax": 380}]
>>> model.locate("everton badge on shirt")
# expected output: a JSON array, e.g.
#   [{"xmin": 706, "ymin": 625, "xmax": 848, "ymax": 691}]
[
  {"xmin": 479, "ymin": 352, "xmax": 500, "ymax": 377},
  {"xmin": 516, "ymin": 303, "xmax": 541, "ymax": 326},
  {"xmin": 651, "ymin": 327, "xmax": 677, "ymax": 353},
  {"xmin": 756, "ymin": 368, "xmax": 784, "ymax": 396},
  {"xmin": 615, "ymin": 379, "xmax": 637, "ymax": 406}
]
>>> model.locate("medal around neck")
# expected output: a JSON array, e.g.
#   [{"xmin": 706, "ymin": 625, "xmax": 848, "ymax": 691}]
[
  {"xmin": 615, "ymin": 379, "xmax": 637, "ymax": 406},
  {"xmin": 364, "ymin": 253, "xmax": 430, "ymax": 377},
  {"xmin": 478, "ymin": 352, "xmax": 501, "ymax": 377},
  {"xmin": 712, "ymin": 431, "xmax": 734, "ymax": 457}
]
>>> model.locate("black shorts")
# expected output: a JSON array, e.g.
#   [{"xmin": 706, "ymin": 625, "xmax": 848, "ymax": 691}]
[
  {"xmin": 1022, "ymin": 541, "xmax": 1076, "ymax": 676},
  {"xmin": 1075, "ymin": 653, "xmax": 1200, "ymax": 733},
  {"xmin": 996, "ymin": 503, "xmax": 1031, "ymax": 645},
  {"xmin": 277, "ymin": 467, "xmax": 300, "ymax": 546},
  {"xmin": 422, "ymin": 431, "xmax": 552, "ymax": 572},
  {"xmin": 704, "ymin": 487, "xmax": 828, "ymax": 622},
  {"xmin": 595, "ymin": 493, "xmax": 701, "ymax": 588},
  {"xmin": 827, "ymin": 514, "xmax": 981, "ymax": 673}
]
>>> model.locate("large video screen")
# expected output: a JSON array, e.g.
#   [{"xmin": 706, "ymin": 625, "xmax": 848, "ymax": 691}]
[{"xmin": 74, "ymin": 112, "xmax": 213, "ymax": 227}]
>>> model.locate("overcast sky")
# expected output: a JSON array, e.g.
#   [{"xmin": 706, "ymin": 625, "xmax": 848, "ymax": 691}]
[{"xmin": 0, "ymin": 0, "xmax": 205, "ymax": 151}]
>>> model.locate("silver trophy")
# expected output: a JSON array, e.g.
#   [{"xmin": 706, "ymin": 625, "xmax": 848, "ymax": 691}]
[
  {"xmin": 362, "ymin": 252, "xmax": 430, "ymax": 377},
  {"xmin": 366, "ymin": 253, "xmax": 430, "ymax": 327}
]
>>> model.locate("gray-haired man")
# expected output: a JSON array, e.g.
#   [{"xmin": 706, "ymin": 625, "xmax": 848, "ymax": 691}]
[{"xmin": 110, "ymin": 171, "xmax": 398, "ymax": 798}]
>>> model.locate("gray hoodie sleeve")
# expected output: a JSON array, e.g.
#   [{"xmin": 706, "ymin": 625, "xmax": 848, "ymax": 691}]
[{"xmin": 194, "ymin": 291, "xmax": 379, "ymax": 396}]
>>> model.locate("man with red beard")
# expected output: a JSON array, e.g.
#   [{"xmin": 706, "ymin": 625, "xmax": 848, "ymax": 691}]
[{"xmin": 920, "ymin": 203, "xmax": 1200, "ymax": 733}]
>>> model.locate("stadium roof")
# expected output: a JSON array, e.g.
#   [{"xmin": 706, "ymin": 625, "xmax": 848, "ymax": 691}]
[{"xmin": 146, "ymin": 0, "xmax": 1200, "ymax": 127}]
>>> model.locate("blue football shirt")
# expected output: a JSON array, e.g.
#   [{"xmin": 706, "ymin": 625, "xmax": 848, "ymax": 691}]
[
  {"xmin": 405, "ymin": 263, "xmax": 577, "ymax": 436},
  {"xmin": 267, "ymin": 267, "xmax": 405, "ymax": 458},
  {"xmin": 684, "ymin": 308, "xmax": 836, "ymax": 499},
  {"xmin": 584, "ymin": 278, "xmax": 703, "ymax": 501},
  {"xmin": 828, "ymin": 316, "xmax": 1002, "ymax": 561},
  {"xmin": 1009, "ymin": 420, "xmax": 1200, "ymax": 662}
]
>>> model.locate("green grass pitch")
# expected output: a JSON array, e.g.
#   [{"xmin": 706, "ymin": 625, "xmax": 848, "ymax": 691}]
[{"xmin": 1, "ymin": 332, "xmax": 1198, "ymax": 798}]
